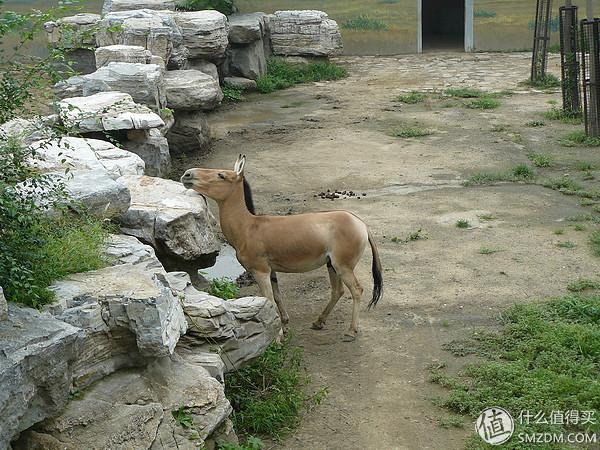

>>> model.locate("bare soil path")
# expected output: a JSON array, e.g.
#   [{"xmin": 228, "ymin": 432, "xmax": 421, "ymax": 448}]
[{"xmin": 173, "ymin": 52, "xmax": 600, "ymax": 450}]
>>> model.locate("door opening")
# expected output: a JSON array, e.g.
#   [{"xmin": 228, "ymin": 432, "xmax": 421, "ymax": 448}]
[{"xmin": 421, "ymin": 0, "xmax": 465, "ymax": 52}]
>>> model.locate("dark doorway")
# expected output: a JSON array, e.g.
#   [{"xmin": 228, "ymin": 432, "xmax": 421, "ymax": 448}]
[{"xmin": 422, "ymin": 0, "xmax": 464, "ymax": 51}]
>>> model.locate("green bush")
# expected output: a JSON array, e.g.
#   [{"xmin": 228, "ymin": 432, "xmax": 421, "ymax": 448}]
[
  {"xmin": 174, "ymin": 0, "xmax": 236, "ymax": 14},
  {"xmin": 256, "ymin": 57, "xmax": 348, "ymax": 94},
  {"xmin": 0, "ymin": 137, "xmax": 109, "ymax": 308},
  {"xmin": 208, "ymin": 277, "xmax": 240, "ymax": 300},
  {"xmin": 222, "ymin": 85, "xmax": 245, "ymax": 103}
]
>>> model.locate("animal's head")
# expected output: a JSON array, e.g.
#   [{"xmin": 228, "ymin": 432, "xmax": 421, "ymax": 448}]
[{"xmin": 181, "ymin": 154, "xmax": 246, "ymax": 202}]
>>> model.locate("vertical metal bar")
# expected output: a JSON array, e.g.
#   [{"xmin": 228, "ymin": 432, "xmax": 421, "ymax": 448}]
[
  {"xmin": 560, "ymin": 6, "xmax": 580, "ymax": 114},
  {"xmin": 465, "ymin": 0, "xmax": 474, "ymax": 52},
  {"xmin": 587, "ymin": 0, "xmax": 593, "ymax": 20},
  {"xmin": 531, "ymin": 0, "xmax": 554, "ymax": 82},
  {"xmin": 417, "ymin": 0, "xmax": 423, "ymax": 53},
  {"xmin": 581, "ymin": 19, "xmax": 600, "ymax": 136}
]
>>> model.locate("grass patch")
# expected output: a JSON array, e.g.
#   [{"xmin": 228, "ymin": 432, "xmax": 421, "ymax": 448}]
[
  {"xmin": 525, "ymin": 120, "xmax": 546, "ymax": 127},
  {"xmin": 591, "ymin": 229, "xmax": 600, "ymax": 256},
  {"xmin": 218, "ymin": 437, "xmax": 263, "ymax": 450},
  {"xmin": 391, "ymin": 228, "xmax": 428, "ymax": 244},
  {"xmin": 511, "ymin": 164, "xmax": 535, "ymax": 179},
  {"xmin": 556, "ymin": 240, "xmax": 577, "ymax": 249},
  {"xmin": 172, "ymin": 406, "xmax": 194, "ymax": 429},
  {"xmin": 464, "ymin": 165, "xmax": 536, "ymax": 186},
  {"xmin": 392, "ymin": 125, "xmax": 433, "ymax": 138},
  {"xmin": 560, "ymin": 130, "xmax": 600, "ymax": 147},
  {"xmin": 429, "ymin": 294, "xmax": 600, "ymax": 448},
  {"xmin": 479, "ymin": 247, "xmax": 503, "ymax": 255},
  {"xmin": 222, "ymin": 85, "xmax": 245, "ymax": 102},
  {"xmin": 437, "ymin": 415, "xmax": 465, "ymax": 429},
  {"xmin": 456, "ymin": 219, "xmax": 470, "ymax": 229},
  {"xmin": 528, "ymin": 152, "xmax": 553, "ymax": 167},
  {"xmin": 341, "ymin": 15, "xmax": 387, "ymax": 30},
  {"xmin": 543, "ymin": 107, "xmax": 583, "ymax": 124},
  {"xmin": 256, "ymin": 57, "xmax": 347, "ymax": 94},
  {"xmin": 542, "ymin": 175, "xmax": 583, "ymax": 192},
  {"xmin": 576, "ymin": 161, "xmax": 595, "ymax": 171},
  {"xmin": 466, "ymin": 97, "xmax": 501, "ymax": 110},
  {"xmin": 225, "ymin": 335, "xmax": 323, "ymax": 439},
  {"xmin": 553, "ymin": 228, "xmax": 565, "ymax": 235},
  {"xmin": 393, "ymin": 91, "xmax": 426, "ymax": 104},
  {"xmin": 567, "ymin": 278, "xmax": 600, "ymax": 292},
  {"xmin": 522, "ymin": 74, "xmax": 561, "ymax": 89},
  {"xmin": 474, "ymin": 9, "xmax": 496, "ymax": 18},
  {"xmin": 208, "ymin": 277, "xmax": 240, "ymax": 300},
  {"xmin": 444, "ymin": 87, "xmax": 484, "ymax": 98},
  {"xmin": 490, "ymin": 124, "xmax": 509, "ymax": 132},
  {"xmin": 574, "ymin": 224, "xmax": 587, "ymax": 231}
]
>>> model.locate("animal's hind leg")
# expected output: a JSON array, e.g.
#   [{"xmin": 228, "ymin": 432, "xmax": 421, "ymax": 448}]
[
  {"xmin": 271, "ymin": 272, "xmax": 290, "ymax": 326},
  {"xmin": 311, "ymin": 264, "xmax": 344, "ymax": 330},
  {"xmin": 337, "ymin": 268, "xmax": 364, "ymax": 341}
]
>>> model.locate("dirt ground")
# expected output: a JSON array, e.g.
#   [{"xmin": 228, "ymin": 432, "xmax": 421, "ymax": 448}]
[{"xmin": 173, "ymin": 52, "xmax": 600, "ymax": 450}]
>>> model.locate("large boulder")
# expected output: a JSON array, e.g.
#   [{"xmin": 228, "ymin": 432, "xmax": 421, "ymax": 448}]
[
  {"xmin": 14, "ymin": 356, "xmax": 233, "ymax": 450},
  {"xmin": 184, "ymin": 59, "xmax": 219, "ymax": 81},
  {"xmin": 225, "ymin": 39, "xmax": 267, "ymax": 80},
  {"xmin": 164, "ymin": 69, "xmax": 223, "ymax": 110},
  {"xmin": 0, "ymin": 115, "xmax": 57, "ymax": 146},
  {"xmin": 0, "ymin": 305, "xmax": 84, "ymax": 448},
  {"xmin": 61, "ymin": 62, "xmax": 166, "ymax": 110},
  {"xmin": 172, "ymin": 272, "xmax": 282, "ymax": 371},
  {"xmin": 30, "ymin": 137, "xmax": 145, "ymax": 179},
  {"xmin": 228, "ymin": 12, "xmax": 267, "ymax": 44},
  {"xmin": 58, "ymin": 92, "xmax": 164, "ymax": 134},
  {"xmin": 118, "ymin": 175, "xmax": 221, "ymax": 260},
  {"xmin": 43, "ymin": 13, "xmax": 100, "ymax": 49},
  {"xmin": 123, "ymin": 128, "xmax": 171, "ymax": 177},
  {"xmin": 166, "ymin": 110, "xmax": 212, "ymax": 154},
  {"xmin": 173, "ymin": 10, "xmax": 228, "ymax": 61},
  {"xmin": 269, "ymin": 10, "xmax": 343, "ymax": 56},
  {"xmin": 103, "ymin": 0, "xmax": 175, "ymax": 14},
  {"xmin": 95, "ymin": 44, "xmax": 155, "ymax": 68}
]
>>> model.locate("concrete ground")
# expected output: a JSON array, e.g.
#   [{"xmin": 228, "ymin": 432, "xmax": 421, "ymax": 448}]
[{"xmin": 174, "ymin": 52, "xmax": 600, "ymax": 450}]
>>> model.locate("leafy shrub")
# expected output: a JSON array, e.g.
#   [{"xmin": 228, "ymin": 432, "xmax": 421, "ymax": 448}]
[
  {"xmin": 0, "ymin": 137, "xmax": 109, "ymax": 307},
  {"xmin": 256, "ymin": 57, "xmax": 347, "ymax": 94},
  {"xmin": 222, "ymin": 85, "xmax": 245, "ymax": 103},
  {"xmin": 341, "ymin": 15, "xmax": 387, "ymax": 30},
  {"xmin": 175, "ymin": 0, "xmax": 236, "ymax": 14},
  {"xmin": 393, "ymin": 91, "xmax": 426, "ymax": 104},
  {"xmin": 208, "ymin": 277, "xmax": 240, "ymax": 299}
]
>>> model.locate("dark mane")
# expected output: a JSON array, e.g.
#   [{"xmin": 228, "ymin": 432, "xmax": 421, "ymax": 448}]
[{"xmin": 243, "ymin": 178, "xmax": 256, "ymax": 215}]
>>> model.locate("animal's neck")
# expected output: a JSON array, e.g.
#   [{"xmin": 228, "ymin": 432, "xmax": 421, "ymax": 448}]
[{"xmin": 217, "ymin": 182, "xmax": 254, "ymax": 249}]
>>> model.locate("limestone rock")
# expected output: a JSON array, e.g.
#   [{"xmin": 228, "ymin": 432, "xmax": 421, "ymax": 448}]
[
  {"xmin": 184, "ymin": 58, "xmax": 219, "ymax": 81},
  {"xmin": 43, "ymin": 13, "xmax": 100, "ymax": 49},
  {"xmin": 123, "ymin": 128, "xmax": 171, "ymax": 177},
  {"xmin": 225, "ymin": 39, "xmax": 266, "ymax": 80},
  {"xmin": 223, "ymin": 76, "xmax": 257, "ymax": 91},
  {"xmin": 14, "ymin": 356, "xmax": 232, "ymax": 450},
  {"xmin": 228, "ymin": 12, "xmax": 267, "ymax": 44},
  {"xmin": 164, "ymin": 69, "xmax": 223, "ymax": 111},
  {"xmin": 0, "ymin": 305, "xmax": 84, "ymax": 447},
  {"xmin": 166, "ymin": 110, "xmax": 212, "ymax": 154},
  {"xmin": 104, "ymin": 234, "xmax": 160, "ymax": 266},
  {"xmin": 269, "ymin": 10, "xmax": 343, "ymax": 56},
  {"xmin": 95, "ymin": 44, "xmax": 153, "ymax": 68},
  {"xmin": 75, "ymin": 62, "xmax": 166, "ymax": 110},
  {"xmin": 119, "ymin": 175, "xmax": 221, "ymax": 260},
  {"xmin": 59, "ymin": 92, "xmax": 165, "ymax": 133},
  {"xmin": 103, "ymin": 0, "xmax": 175, "ymax": 14},
  {"xmin": 0, "ymin": 115, "xmax": 57, "ymax": 146},
  {"xmin": 30, "ymin": 137, "xmax": 145, "ymax": 179},
  {"xmin": 0, "ymin": 287, "xmax": 6, "ymax": 321},
  {"xmin": 172, "ymin": 273, "xmax": 282, "ymax": 371},
  {"xmin": 173, "ymin": 10, "xmax": 228, "ymax": 60}
]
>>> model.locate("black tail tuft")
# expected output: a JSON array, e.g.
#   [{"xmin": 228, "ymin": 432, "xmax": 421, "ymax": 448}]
[{"xmin": 368, "ymin": 254, "xmax": 383, "ymax": 309}]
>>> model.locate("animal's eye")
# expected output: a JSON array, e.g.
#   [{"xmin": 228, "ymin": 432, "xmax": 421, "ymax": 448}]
[{"xmin": 218, "ymin": 173, "xmax": 226, "ymax": 180}]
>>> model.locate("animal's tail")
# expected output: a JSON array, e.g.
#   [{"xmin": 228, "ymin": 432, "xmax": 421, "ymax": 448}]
[{"xmin": 367, "ymin": 227, "xmax": 383, "ymax": 309}]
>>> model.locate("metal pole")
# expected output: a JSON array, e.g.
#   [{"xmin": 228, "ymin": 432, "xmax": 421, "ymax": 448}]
[{"xmin": 588, "ymin": 0, "xmax": 593, "ymax": 19}]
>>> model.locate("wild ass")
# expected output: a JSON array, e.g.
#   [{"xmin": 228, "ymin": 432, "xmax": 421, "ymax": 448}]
[{"xmin": 181, "ymin": 155, "xmax": 383, "ymax": 340}]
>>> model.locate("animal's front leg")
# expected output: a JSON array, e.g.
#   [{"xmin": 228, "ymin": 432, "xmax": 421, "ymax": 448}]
[
  {"xmin": 270, "ymin": 272, "xmax": 290, "ymax": 325},
  {"xmin": 253, "ymin": 270, "xmax": 288, "ymax": 331}
]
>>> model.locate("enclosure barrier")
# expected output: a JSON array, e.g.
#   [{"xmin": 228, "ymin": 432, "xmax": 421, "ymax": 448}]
[
  {"xmin": 531, "ymin": 0, "xmax": 554, "ymax": 82},
  {"xmin": 560, "ymin": 5, "xmax": 581, "ymax": 114},
  {"xmin": 580, "ymin": 18, "xmax": 600, "ymax": 136}
]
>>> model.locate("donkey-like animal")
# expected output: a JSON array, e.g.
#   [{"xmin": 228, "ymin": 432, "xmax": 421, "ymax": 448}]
[{"xmin": 181, "ymin": 155, "xmax": 382, "ymax": 340}]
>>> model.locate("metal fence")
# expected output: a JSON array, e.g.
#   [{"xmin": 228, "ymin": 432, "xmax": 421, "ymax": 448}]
[
  {"xmin": 531, "ymin": 0, "xmax": 554, "ymax": 81},
  {"xmin": 580, "ymin": 18, "xmax": 600, "ymax": 136},
  {"xmin": 559, "ymin": 5, "xmax": 581, "ymax": 114}
]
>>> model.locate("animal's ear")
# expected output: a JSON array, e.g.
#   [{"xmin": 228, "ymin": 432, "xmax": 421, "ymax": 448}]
[{"xmin": 235, "ymin": 154, "xmax": 246, "ymax": 176}]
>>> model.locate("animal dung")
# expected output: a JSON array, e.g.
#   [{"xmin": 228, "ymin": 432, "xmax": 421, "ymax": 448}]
[{"xmin": 315, "ymin": 189, "xmax": 367, "ymax": 200}]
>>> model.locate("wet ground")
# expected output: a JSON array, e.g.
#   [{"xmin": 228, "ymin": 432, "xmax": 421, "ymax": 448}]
[{"xmin": 174, "ymin": 52, "xmax": 600, "ymax": 449}]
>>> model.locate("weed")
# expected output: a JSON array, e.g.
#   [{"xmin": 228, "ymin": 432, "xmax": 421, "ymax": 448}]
[
  {"xmin": 522, "ymin": 74, "xmax": 561, "ymax": 89},
  {"xmin": 281, "ymin": 101, "xmax": 305, "ymax": 108},
  {"xmin": 218, "ymin": 437, "xmax": 264, "ymax": 450},
  {"xmin": 490, "ymin": 124, "xmax": 509, "ymax": 132},
  {"xmin": 553, "ymin": 229, "xmax": 565, "ymax": 235},
  {"xmin": 222, "ymin": 85, "xmax": 245, "ymax": 102},
  {"xmin": 441, "ymin": 320, "xmax": 450, "ymax": 328},
  {"xmin": 392, "ymin": 125, "xmax": 433, "ymax": 138},
  {"xmin": 580, "ymin": 198, "xmax": 597, "ymax": 206},
  {"xmin": 378, "ymin": 0, "xmax": 400, "ymax": 3},
  {"xmin": 560, "ymin": 130, "xmax": 600, "ymax": 147},
  {"xmin": 225, "ymin": 335, "xmax": 316, "ymax": 439},
  {"xmin": 444, "ymin": 87, "xmax": 484, "ymax": 98},
  {"xmin": 393, "ymin": 91, "xmax": 426, "ymax": 104},
  {"xmin": 467, "ymin": 97, "xmax": 500, "ymax": 110},
  {"xmin": 574, "ymin": 224, "xmax": 586, "ymax": 231},
  {"xmin": 341, "ymin": 15, "xmax": 387, "ymax": 30},
  {"xmin": 479, "ymin": 247, "xmax": 503, "ymax": 254},
  {"xmin": 474, "ymin": 10, "xmax": 496, "ymax": 18},
  {"xmin": 576, "ymin": 161, "xmax": 595, "ymax": 171},
  {"xmin": 511, "ymin": 164, "xmax": 535, "ymax": 179},
  {"xmin": 391, "ymin": 228, "xmax": 428, "ymax": 244},
  {"xmin": 567, "ymin": 213, "xmax": 600, "ymax": 223},
  {"xmin": 437, "ymin": 415, "xmax": 465, "ymax": 429},
  {"xmin": 543, "ymin": 107, "xmax": 583, "ymax": 124},
  {"xmin": 478, "ymin": 214, "xmax": 496, "ymax": 221},
  {"xmin": 591, "ymin": 229, "xmax": 600, "ymax": 256},
  {"xmin": 430, "ymin": 294, "xmax": 600, "ymax": 448},
  {"xmin": 208, "ymin": 277, "xmax": 240, "ymax": 300},
  {"xmin": 528, "ymin": 152, "xmax": 553, "ymax": 167},
  {"xmin": 542, "ymin": 176, "xmax": 583, "ymax": 192},
  {"xmin": 525, "ymin": 120, "xmax": 546, "ymax": 127},
  {"xmin": 556, "ymin": 241, "xmax": 577, "ymax": 249},
  {"xmin": 567, "ymin": 278, "xmax": 600, "ymax": 292},
  {"xmin": 463, "ymin": 171, "xmax": 512, "ymax": 186},
  {"xmin": 257, "ymin": 58, "xmax": 347, "ymax": 94},
  {"xmin": 456, "ymin": 219, "xmax": 470, "ymax": 229},
  {"xmin": 172, "ymin": 406, "xmax": 194, "ymax": 429}
]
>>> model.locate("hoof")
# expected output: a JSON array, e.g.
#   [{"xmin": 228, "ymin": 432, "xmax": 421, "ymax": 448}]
[
  {"xmin": 311, "ymin": 321, "xmax": 324, "ymax": 330},
  {"xmin": 342, "ymin": 331, "xmax": 357, "ymax": 342}
]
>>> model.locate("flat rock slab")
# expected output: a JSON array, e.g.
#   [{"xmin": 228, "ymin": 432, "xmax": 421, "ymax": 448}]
[
  {"xmin": 173, "ymin": 10, "xmax": 228, "ymax": 60},
  {"xmin": 0, "ymin": 305, "xmax": 84, "ymax": 447},
  {"xmin": 59, "ymin": 92, "xmax": 164, "ymax": 133},
  {"xmin": 269, "ymin": 10, "xmax": 343, "ymax": 57},
  {"xmin": 164, "ymin": 69, "xmax": 223, "ymax": 110},
  {"xmin": 44, "ymin": 13, "xmax": 101, "ymax": 48},
  {"xmin": 95, "ymin": 45, "xmax": 153, "ymax": 68},
  {"xmin": 228, "ymin": 12, "xmax": 267, "ymax": 44},
  {"xmin": 103, "ymin": 0, "xmax": 175, "ymax": 14},
  {"xmin": 119, "ymin": 175, "xmax": 221, "ymax": 260}
]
